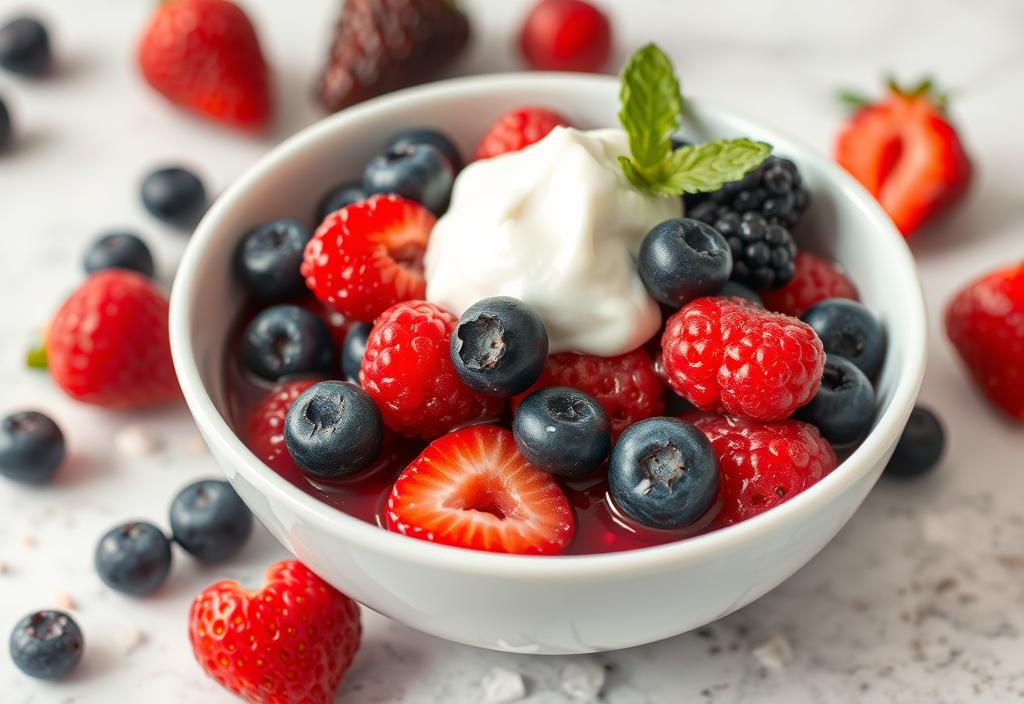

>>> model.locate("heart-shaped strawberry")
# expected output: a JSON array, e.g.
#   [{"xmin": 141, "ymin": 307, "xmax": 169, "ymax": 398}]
[{"xmin": 189, "ymin": 560, "xmax": 361, "ymax": 704}]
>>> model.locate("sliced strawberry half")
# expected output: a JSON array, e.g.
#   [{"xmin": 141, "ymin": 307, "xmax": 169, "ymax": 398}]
[
  {"xmin": 385, "ymin": 425, "xmax": 575, "ymax": 555},
  {"xmin": 301, "ymin": 194, "xmax": 435, "ymax": 323}
]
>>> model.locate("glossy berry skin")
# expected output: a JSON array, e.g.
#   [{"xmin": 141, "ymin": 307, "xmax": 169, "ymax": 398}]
[
  {"xmin": 513, "ymin": 387, "xmax": 610, "ymax": 479},
  {"xmin": 363, "ymin": 142, "xmax": 454, "ymax": 216},
  {"xmin": 241, "ymin": 304, "xmax": 335, "ymax": 381},
  {"xmin": 761, "ymin": 251, "xmax": 859, "ymax": 318},
  {"xmin": 284, "ymin": 381, "xmax": 383, "ymax": 479},
  {"xmin": 170, "ymin": 479, "xmax": 253, "ymax": 562},
  {"xmin": 137, "ymin": 0, "xmax": 271, "ymax": 131},
  {"xmin": 0, "ymin": 16, "xmax": 51, "ymax": 76},
  {"xmin": 0, "ymin": 411, "xmax": 65, "ymax": 484},
  {"xmin": 9, "ymin": 611, "xmax": 83, "ymax": 681},
  {"xmin": 608, "ymin": 417, "xmax": 719, "ymax": 530},
  {"xmin": 717, "ymin": 281, "xmax": 763, "ymax": 307},
  {"xmin": 341, "ymin": 322, "xmax": 372, "ymax": 384},
  {"xmin": 474, "ymin": 107, "xmax": 571, "ymax": 160},
  {"xmin": 84, "ymin": 231, "xmax": 155, "ymax": 278},
  {"xmin": 885, "ymin": 406, "xmax": 945, "ymax": 478},
  {"xmin": 235, "ymin": 218, "xmax": 312, "ymax": 301},
  {"xmin": 46, "ymin": 270, "xmax": 179, "ymax": 408},
  {"xmin": 689, "ymin": 413, "xmax": 835, "ymax": 527},
  {"xmin": 451, "ymin": 296, "xmax": 549, "ymax": 396},
  {"xmin": 801, "ymin": 298, "xmax": 885, "ymax": 377},
  {"xmin": 639, "ymin": 218, "xmax": 733, "ymax": 307},
  {"xmin": 385, "ymin": 127, "xmax": 464, "ymax": 172},
  {"xmin": 94, "ymin": 521, "xmax": 173, "ymax": 596},
  {"xmin": 946, "ymin": 264, "xmax": 1024, "ymax": 420},
  {"xmin": 140, "ymin": 166, "xmax": 207, "ymax": 228},
  {"xmin": 315, "ymin": 180, "xmax": 366, "ymax": 223},
  {"xmin": 0, "ymin": 96, "xmax": 10, "ymax": 150},
  {"xmin": 361, "ymin": 301, "xmax": 504, "ymax": 438},
  {"xmin": 189, "ymin": 560, "xmax": 361, "ymax": 704},
  {"xmin": 797, "ymin": 354, "xmax": 875, "ymax": 445},
  {"xmin": 661, "ymin": 296, "xmax": 824, "ymax": 422},
  {"xmin": 518, "ymin": 0, "xmax": 612, "ymax": 73},
  {"xmin": 245, "ymin": 379, "xmax": 317, "ymax": 470}
]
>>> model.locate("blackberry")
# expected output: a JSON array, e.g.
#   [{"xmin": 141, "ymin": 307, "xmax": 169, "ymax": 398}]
[{"xmin": 713, "ymin": 211, "xmax": 797, "ymax": 290}]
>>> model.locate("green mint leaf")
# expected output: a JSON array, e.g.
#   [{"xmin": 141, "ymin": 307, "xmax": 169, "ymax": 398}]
[
  {"xmin": 618, "ymin": 43, "xmax": 681, "ymax": 174},
  {"xmin": 660, "ymin": 139, "xmax": 772, "ymax": 195},
  {"xmin": 26, "ymin": 344, "xmax": 48, "ymax": 369}
]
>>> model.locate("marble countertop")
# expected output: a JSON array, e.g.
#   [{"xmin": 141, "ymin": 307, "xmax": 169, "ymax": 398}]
[{"xmin": 2, "ymin": 0, "xmax": 1024, "ymax": 702}]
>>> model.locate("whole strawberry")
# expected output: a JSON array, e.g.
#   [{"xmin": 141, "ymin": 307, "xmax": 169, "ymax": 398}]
[
  {"xmin": 946, "ymin": 263, "xmax": 1024, "ymax": 420},
  {"xmin": 246, "ymin": 379, "xmax": 318, "ymax": 470},
  {"xmin": 137, "ymin": 0, "xmax": 271, "ymax": 132},
  {"xmin": 46, "ymin": 270, "xmax": 179, "ymax": 409},
  {"xmin": 189, "ymin": 560, "xmax": 361, "ymax": 704}
]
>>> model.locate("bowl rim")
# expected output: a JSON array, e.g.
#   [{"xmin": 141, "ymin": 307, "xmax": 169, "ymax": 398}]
[{"xmin": 169, "ymin": 72, "xmax": 927, "ymax": 580}]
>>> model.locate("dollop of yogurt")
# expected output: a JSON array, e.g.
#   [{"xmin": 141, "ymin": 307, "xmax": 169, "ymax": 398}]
[{"xmin": 424, "ymin": 126, "xmax": 681, "ymax": 356}]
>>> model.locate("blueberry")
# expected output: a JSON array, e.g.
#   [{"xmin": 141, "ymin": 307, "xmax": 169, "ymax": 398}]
[
  {"xmin": 716, "ymin": 280, "xmax": 763, "ymax": 306},
  {"xmin": 140, "ymin": 166, "xmax": 207, "ymax": 228},
  {"xmin": 885, "ymin": 406, "xmax": 945, "ymax": 478},
  {"xmin": 83, "ymin": 231, "xmax": 155, "ymax": 277},
  {"xmin": 242, "ymin": 304, "xmax": 335, "ymax": 381},
  {"xmin": 363, "ymin": 142, "xmax": 454, "ymax": 215},
  {"xmin": 385, "ymin": 127, "xmax": 464, "ymax": 172},
  {"xmin": 169, "ymin": 479, "xmax": 253, "ymax": 562},
  {"xmin": 316, "ymin": 180, "xmax": 366, "ymax": 223},
  {"xmin": 235, "ymin": 218, "xmax": 312, "ymax": 301},
  {"xmin": 797, "ymin": 354, "xmax": 875, "ymax": 445},
  {"xmin": 0, "ymin": 17, "xmax": 51, "ymax": 76},
  {"xmin": 801, "ymin": 298, "xmax": 885, "ymax": 377},
  {"xmin": 94, "ymin": 521, "xmax": 172, "ymax": 596},
  {"xmin": 639, "ymin": 219, "xmax": 732, "ymax": 307},
  {"xmin": 9, "ymin": 611, "xmax": 83, "ymax": 680},
  {"xmin": 341, "ymin": 322, "xmax": 372, "ymax": 384},
  {"xmin": 608, "ymin": 417, "xmax": 719, "ymax": 529},
  {"xmin": 0, "ymin": 410, "xmax": 64, "ymax": 484},
  {"xmin": 284, "ymin": 381, "xmax": 383, "ymax": 479},
  {"xmin": 513, "ymin": 387, "xmax": 611, "ymax": 479},
  {"xmin": 0, "ymin": 96, "xmax": 10, "ymax": 150},
  {"xmin": 450, "ymin": 296, "xmax": 549, "ymax": 396}
]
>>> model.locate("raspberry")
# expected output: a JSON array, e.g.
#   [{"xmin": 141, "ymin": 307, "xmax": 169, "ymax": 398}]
[
  {"xmin": 360, "ymin": 301, "xmax": 504, "ymax": 438},
  {"xmin": 661, "ymin": 296, "xmax": 824, "ymax": 421},
  {"xmin": 512, "ymin": 349, "xmax": 664, "ymax": 439},
  {"xmin": 761, "ymin": 251, "xmax": 859, "ymax": 318},
  {"xmin": 687, "ymin": 413, "xmax": 837, "ymax": 526},
  {"xmin": 473, "ymin": 107, "xmax": 571, "ymax": 160}
]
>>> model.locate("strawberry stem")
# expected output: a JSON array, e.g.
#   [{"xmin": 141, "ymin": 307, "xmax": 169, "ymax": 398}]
[{"xmin": 26, "ymin": 343, "xmax": 48, "ymax": 370}]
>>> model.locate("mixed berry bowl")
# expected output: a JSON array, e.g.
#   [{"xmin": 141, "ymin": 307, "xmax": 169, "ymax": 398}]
[{"xmin": 169, "ymin": 73, "xmax": 926, "ymax": 653}]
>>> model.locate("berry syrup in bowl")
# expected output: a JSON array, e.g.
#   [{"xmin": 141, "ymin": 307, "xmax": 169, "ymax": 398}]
[{"xmin": 170, "ymin": 48, "xmax": 926, "ymax": 654}]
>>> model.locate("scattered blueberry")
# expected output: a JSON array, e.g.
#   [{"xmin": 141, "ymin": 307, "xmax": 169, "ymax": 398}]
[
  {"xmin": 385, "ymin": 127, "xmax": 464, "ymax": 172},
  {"xmin": 0, "ymin": 16, "xmax": 51, "ymax": 76},
  {"xmin": 9, "ymin": 611, "xmax": 83, "ymax": 680},
  {"xmin": 639, "ymin": 218, "xmax": 732, "ymax": 307},
  {"xmin": 316, "ymin": 180, "xmax": 366, "ymax": 223},
  {"xmin": 341, "ymin": 322, "xmax": 372, "ymax": 384},
  {"xmin": 608, "ymin": 417, "xmax": 719, "ymax": 529},
  {"xmin": 801, "ymin": 298, "xmax": 885, "ymax": 377},
  {"xmin": 797, "ymin": 354, "xmax": 875, "ymax": 445},
  {"xmin": 235, "ymin": 218, "xmax": 312, "ymax": 301},
  {"xmin": 885, "ymin": 406, "xmax": 945, "ymax": 478},
  {"xmin": 363, "ymin": 142, "xmax": 454, "ymax": 215},
  {"xmin": 0, "ymin": 96, "xmax": 10, "ymax": 150},
  {"xmin": 83, "ymin": 231, "xmax": 155, "ymax": 277},
  {"xmin": 284, "ymin": 381, "xmax": 383, "ymax": 479},
  {"xmin": 716, "ymin": 280, "xmax": 763, "ymax": 306},
  {"xmin": 450, "ymin": 296, "xmax": 549, "ymax": 396},
  {"xmin": 242, "ymin": 304, "xmax": 335, "ymax": 381},
  {"xmin": 513, "ymin": 387, "xmax": 611, "ymax": 479},
  {"xmin": 169, "ymin": 479, "xmax": 253, "ymax": 562},
  {"xmin": 94, "ymin": 521, "xmax": 172, "ymax": 596},
  {"xmin": 140, "ymin": 166, "xmax": 207, "ymax": 228},
  {"xmin": 0, "ymin": 410, "xmax": 64, "ymax": 484}
]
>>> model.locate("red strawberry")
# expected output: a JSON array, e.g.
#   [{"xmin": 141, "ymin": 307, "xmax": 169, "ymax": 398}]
[
  {"xmin": 687, "ymin": 413, "xmax": 837, "ymax": 527},
  {"xmin": 302, "ymin": 195, "xmax": 435, "ymax": 323},
  {"xmin": 137, "ymin": 0, "xmax": 271, "ymax": 132},
  {"xmin": 945, "ymin": 263, "xmax": 1024, "ymax": 420},
  {"xmin": 46, "ymin": 270, "xmax": 179, "ymax": 409},
  {"xmin": 519, "ymin": 0, "xmax": 612, "ymax": 73},
  {"xmin": 473, "ymin": 107, "xmax": 572, "ymax": 160},
  {"xmin": 761, "ymin": 251, "xmax": 859, "ymax": 318},
  {"xmin": 834, "ymin": 78, "xmax": 971, "ymax": 237},
  {"xmin": 189, "ymin": 560, "xmax": 361, "ymax": 704},
  {"xmin": 319, "ymin": 0, "xmax": 470, "ymax": 113},
  {"xmin": 385, "ymin": 424, "xmax": 575, "ymax": 554},
  {"xmin": 661, "ymin": 296, "xmax": 824, "ymax": 422},
  {"xmin": 246, "ymin": 379, "xmax": 318, "ymax": 471}
]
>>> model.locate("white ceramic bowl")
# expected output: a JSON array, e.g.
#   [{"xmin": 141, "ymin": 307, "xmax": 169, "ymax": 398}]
[{"xmin": 169, "ymin": 73, "xmax": 926, "ymax": 654}]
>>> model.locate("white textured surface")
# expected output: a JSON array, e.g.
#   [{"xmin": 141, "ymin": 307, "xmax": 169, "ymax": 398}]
[{"xmin": 1, "ymin": 0, "xmax": 1023, "ymax": 702}]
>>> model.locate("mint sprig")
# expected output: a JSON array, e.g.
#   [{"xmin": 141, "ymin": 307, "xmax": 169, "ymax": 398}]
[{"xmin": 617, "ymin": 44, "xmax": 772, "ymax": 196}]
